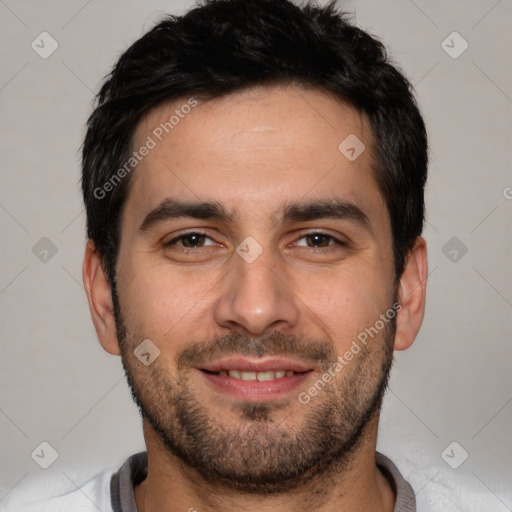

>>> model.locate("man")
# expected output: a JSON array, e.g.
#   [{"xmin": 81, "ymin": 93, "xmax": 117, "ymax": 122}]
[{"xmin": 10, "ymin": 0, "xmax": 428, "ymax": 510}]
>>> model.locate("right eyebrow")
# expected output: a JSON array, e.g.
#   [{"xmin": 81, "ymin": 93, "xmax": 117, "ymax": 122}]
[{"xmin": 281, "ymin": 198, "xmax": 372, "ymax": 234}]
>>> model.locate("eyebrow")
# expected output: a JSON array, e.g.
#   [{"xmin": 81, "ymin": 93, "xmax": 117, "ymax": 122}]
[
  {"xmin": 282, "ymin": 199, "xmax": 371, "ymax": 233},
  {"xmin": 138, "ymin": 198, "xmax": 372, "ymax": 234},
  {"xmin": 139, "ymin": 199, "xmax": 233, "ymax": 232}
]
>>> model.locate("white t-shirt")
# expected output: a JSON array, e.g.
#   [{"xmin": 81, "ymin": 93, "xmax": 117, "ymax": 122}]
[{"xmin": 2, "ymin": 451, "xmax": 416, "ymax": 511}]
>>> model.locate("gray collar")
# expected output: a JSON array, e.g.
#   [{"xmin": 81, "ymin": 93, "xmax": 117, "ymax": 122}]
[{"xmin": 111, "ymin": 451, "xmax": 416, "ymax": 511}]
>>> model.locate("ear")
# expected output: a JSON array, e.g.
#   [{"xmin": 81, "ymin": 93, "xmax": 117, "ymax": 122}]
[
  {"xmin": 394, "ymin": 236, "xmax": 428, "ymax": 351},
  {"xmin": 82, "ymin": 239, "xmax": 121, "ymax": 355}
]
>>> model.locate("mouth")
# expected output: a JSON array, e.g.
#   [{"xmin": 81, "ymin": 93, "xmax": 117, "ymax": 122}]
[
  {"xmin": 202, "ymin": 369, "xmax": 299, "ymax": 381},
  {"xmin": 196, "ymin": 356, "xmax": 315, "ymax": 401}
]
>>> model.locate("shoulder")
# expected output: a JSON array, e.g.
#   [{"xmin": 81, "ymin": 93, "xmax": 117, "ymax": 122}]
[
  {"xmin": 1, "ymin": 470, "xmax": 113, "ymax": 512},
  {"xmin": 379, "ymin": 446, "xmax": 505, "ymax": 512}
]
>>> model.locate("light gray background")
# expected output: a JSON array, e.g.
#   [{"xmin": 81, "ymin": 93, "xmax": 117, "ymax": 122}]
[{"xmin": 0, "ymin": 0, "xmax": 511, "ymax": 510}]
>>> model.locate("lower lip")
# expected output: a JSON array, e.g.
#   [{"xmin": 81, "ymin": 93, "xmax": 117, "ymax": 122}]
[{"xmin": 199, "ymin": 370, "xmax": 313, "ymax": 401}]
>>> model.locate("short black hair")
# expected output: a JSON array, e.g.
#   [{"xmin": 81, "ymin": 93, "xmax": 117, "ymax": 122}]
[{"xmin": 81, "ymin": 0, "xmax": 428, "ymax": 285}]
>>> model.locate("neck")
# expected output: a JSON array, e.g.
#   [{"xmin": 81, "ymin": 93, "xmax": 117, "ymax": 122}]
[{"xmin": 135, "ymin": 414, "xmax": 396, "ymax": 512}]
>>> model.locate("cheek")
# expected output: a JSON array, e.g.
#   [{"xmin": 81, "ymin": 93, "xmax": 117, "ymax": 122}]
[
  {"xmin": 303, "ymin": 265, "xmax": 392, "ymax": 348},
  {"xmin": 117, "ymin": 258, "xmax": 220, "ymax": 340}
]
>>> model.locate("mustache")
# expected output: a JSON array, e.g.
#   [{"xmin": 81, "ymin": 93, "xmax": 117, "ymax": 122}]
[{"xmin": 176, "ymin": 330, "xmax": 336, "ymax": 371}]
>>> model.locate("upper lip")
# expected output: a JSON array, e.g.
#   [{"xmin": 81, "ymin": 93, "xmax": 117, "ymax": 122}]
[{"xmin": 198, "ymin": 356, "xmax": 315, "ymax": 373}]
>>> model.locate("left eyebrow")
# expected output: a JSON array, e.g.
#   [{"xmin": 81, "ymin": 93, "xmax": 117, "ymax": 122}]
[
  {"xmin": 281, "ymin": 199, "xmax": 373, "ymax": 234},
  {"xmin": 138, "ymin": 198, "xmax": 234, "ymax": 233}
]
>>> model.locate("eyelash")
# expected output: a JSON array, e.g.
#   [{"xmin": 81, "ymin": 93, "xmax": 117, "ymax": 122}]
[{"xmin": 164, "ymin": 231, "xmax": 348, "ymax": 253}]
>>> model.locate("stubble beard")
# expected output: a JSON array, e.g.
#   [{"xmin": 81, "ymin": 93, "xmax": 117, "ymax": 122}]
[{"xmin": 112, "ymin": 283, "xmax": 396, "ymax": 494}]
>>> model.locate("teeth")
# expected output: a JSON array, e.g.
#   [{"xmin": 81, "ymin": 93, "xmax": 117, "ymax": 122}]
[
  {"xmin": 224, "ymin": 370, "xmax": 295, "ymax": 381},
  {"xmin": 256, "ymin": 371, "xmax": 275, "ymax": 382}
]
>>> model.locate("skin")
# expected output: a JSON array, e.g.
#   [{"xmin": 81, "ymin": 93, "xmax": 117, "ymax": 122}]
[{"xmin": 83, "ymin": 84, "xmax": 427, "ymax": 512}]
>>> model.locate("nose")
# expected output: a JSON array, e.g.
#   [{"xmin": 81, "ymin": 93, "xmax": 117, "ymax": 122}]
[{"xmin": 213, "ymin": 247, "xmax": 300, "ymax": 336}]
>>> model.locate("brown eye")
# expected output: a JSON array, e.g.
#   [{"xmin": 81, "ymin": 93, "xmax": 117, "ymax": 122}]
[
  {"xmin": 305, "ymin": 234, "xmax": 332, "ymax": 248},
  {"xmin": 179, "ymin": 233, "xmax": 206, "ymax": 248},
  {"xmin": 295, "ymin": 232, "xmax": 346, "ymax": 250},
  {"xmin": 165, "ymin": 232, "xmax": 216, "ymax": 250}
]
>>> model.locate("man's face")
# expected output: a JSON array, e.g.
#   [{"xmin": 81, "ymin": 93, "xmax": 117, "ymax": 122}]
[{"xmin": 113, "ymin": 84, "xmax": 397, "ymax": 491}]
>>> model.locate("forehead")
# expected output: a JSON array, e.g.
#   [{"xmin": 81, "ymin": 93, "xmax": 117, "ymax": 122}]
[{"xmin": 124, "ymin": 84, "xmax": 386, "ymax": 228}]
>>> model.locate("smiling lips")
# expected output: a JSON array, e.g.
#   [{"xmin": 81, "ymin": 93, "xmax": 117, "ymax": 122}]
[
  {"xmin": 198, "ymin": 356, "xmax": 315, "ymax": 400},
  {"xmin": 213, "ymin": 369, "xmax": 296, "ymax": 381}
]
